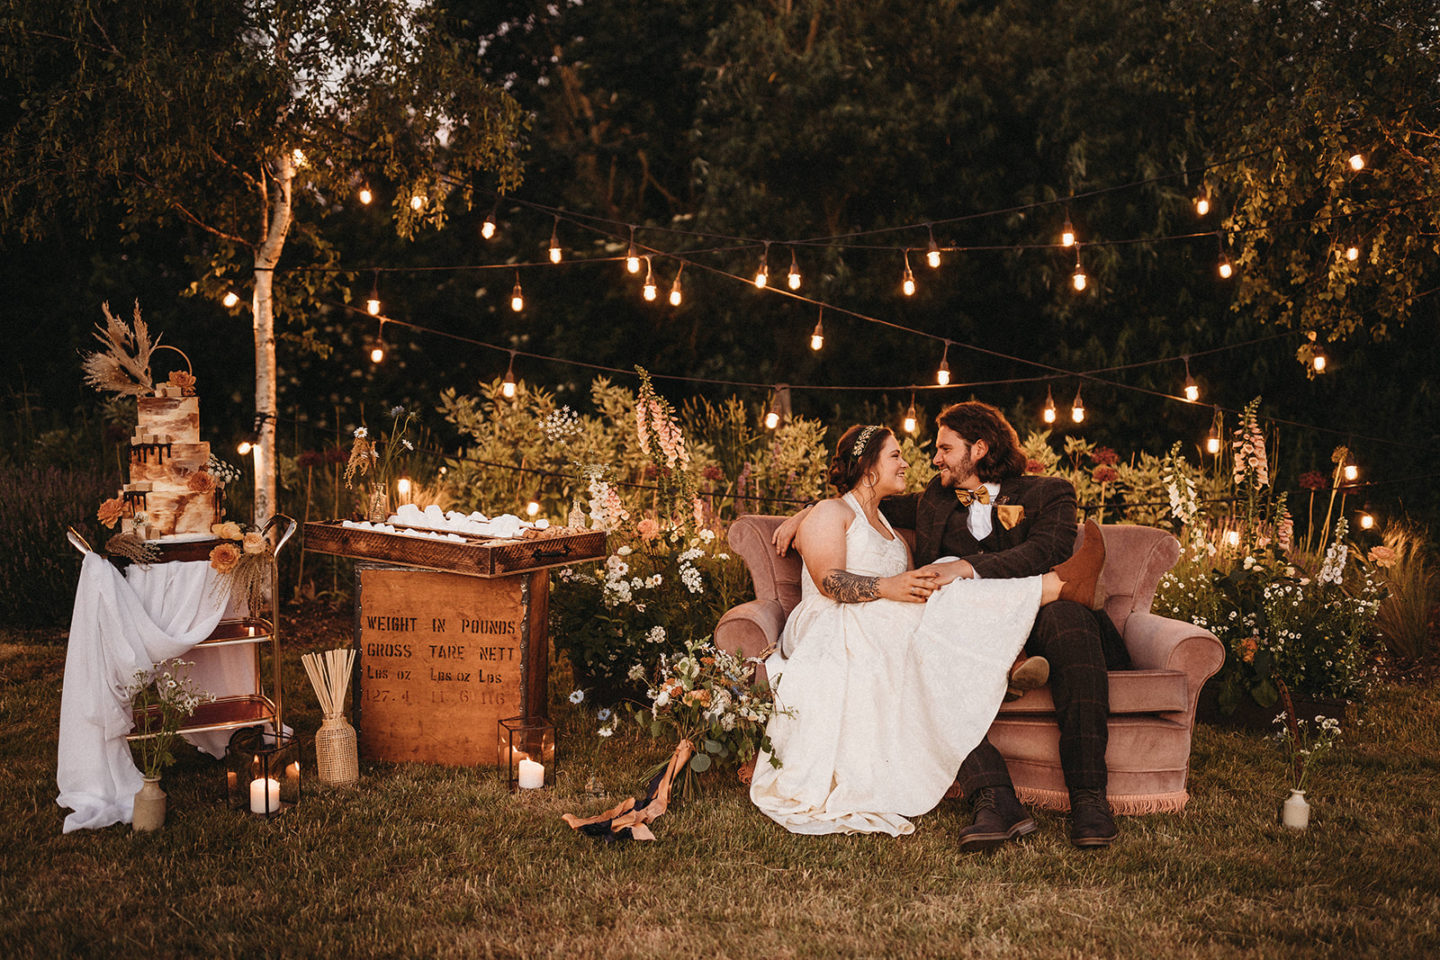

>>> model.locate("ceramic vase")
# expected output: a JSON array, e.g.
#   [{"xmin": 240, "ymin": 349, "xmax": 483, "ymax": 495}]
[
  {"xmin": 1282, "ymin": 788, "xmax": 1310, "ymax": 830},
  {"xmin": 132, "ymin": 776, "xmax": 167, "ymax": 832}
]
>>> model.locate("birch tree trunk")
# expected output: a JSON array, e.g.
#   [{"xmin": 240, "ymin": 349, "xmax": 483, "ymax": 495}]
[{"xmin": 251, "ymin": 150, "xmax": 294, "ymax": 524}]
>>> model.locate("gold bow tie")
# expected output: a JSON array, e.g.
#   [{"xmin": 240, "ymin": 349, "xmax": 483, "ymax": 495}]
[{"xmin": 955, "ymin": 487, "xmax": 991, "ymax": 507}]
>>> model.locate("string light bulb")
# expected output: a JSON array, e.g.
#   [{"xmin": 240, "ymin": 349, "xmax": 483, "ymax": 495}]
[
  {"xmin": 787, "ymin": 249, "xmax": 802, "ymax": 290},
  {"xmin": 1071, "ymin": 385, "xmax": 1086, "ymax": 423},
  {"xmin": 1349, "ymin": 153, "xmax": 1366, "ymax": 171},
  {"xmin": 237, "ymin": 437, "xmax": 255, "ymax": 456},
  {"xmin": 642, "ymin": 257, "xmax": 658, "ymax": 302},
  {"xmin": 1312, "ymin": 344, "xmax": 1328, "ymax": 374},
  {"xmin": 1205, "ymin": 426, "xmax": 1221, "ymax": 456},
  {"xmin": 1343, "ymin": 463, "xmax": 1359, "ymax": 483},
  {"xmin": 291, "ymin": 148, "xmax": 307, "ymax": 168},
  {"xmin": 359, "ymin": 185, "xmax": 373, "ymax": 205},
  {"xmin": 1183, "ymin": 357, "xmax": 1200, "ymax": 402},
  {"xmin": 1195, "ymin": 195, "xmax": 1210, "ymax": 216},
  {"xmin": 548, "ymin": 217, "xmax": 562, "ymax": 263},
  {"xmin": 526, "ymin": 491, "xmax": 542, "ymax": 517},
  {"xmin": 410, "ymin": 194, "xmax": 425, "ymax": 211},
  {"xmin": 903, "ymin": 397, "xmax": 918, "ymax": 435},
  {"xmin": 926, "ymin": 226, "xmax": 942, "ymax": 268},
  {"xmin": 370, "ymin": 323, "xmax": 386, "ymax": 365},
  {"xmin": 1042, "ymin": 386, "xmax": 1057, "ymax": 424},
  {"xmin": 481, "ymin": 206, "xmax": 497, "ymax": 240},
  {"xmin": 1218, "ymin": 253, "xmax": 1233, "ymax": 279},
  {"xmin": 764, "ymin": 388, "xmax": 783, "ymax": 430},
  {"xmin": 222, "ymin": 291, "xmax": 240, "ymax": 309},
  {"xmin": 901, "ymin": 253, "xmax": 916, "ymax": 297},
  {"xmin": 1345, "ymin": 244, "xmax": 1360, "ymax": 262},
  {"xmin": 1358, "ymin": 510, "xmax": 1375, "ymax": 530},
  {"xmin": 366, "ymin": 272, "xmax": 381, "ymax": 316},
  {"xmin": 1061, "ymin": 215, "xmax": 1076, "ymax": 248},
  {"xmin": 625, "ymin": 227, "xmax": 641, "ymax": 274},
  {"xmin": 668, "ymin": 265, "xmax": 683, "ymax": 307},
  {"xmin": 510, "ymin": 272, "xmax": 524, "ymax": 313},
  {"xmin": 810, "ymin": 310, "xmax": 825, "ymax": 351},
  {"xmin": 754, "ymin": 243, "xmax": 770, "ymax": 289},
  {"xmin": 936, "ymin": 343, "xmax": 951, "ymax": 386},
  {"xmin": 502, "ymin": 352, "xmax": 517, "ymax": 400},
  {"xmin": 397, "ymin": 477, "xmax": 412, "ymax": 500},
  {"xmin": 1072, "ymin": 250, "xmax": 1087, "ymax": 292}
]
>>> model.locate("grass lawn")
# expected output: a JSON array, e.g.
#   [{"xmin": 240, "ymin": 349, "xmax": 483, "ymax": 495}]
[{"xmin": 3, "ymin": 610, "xmax": 1438, "ymax": 960}]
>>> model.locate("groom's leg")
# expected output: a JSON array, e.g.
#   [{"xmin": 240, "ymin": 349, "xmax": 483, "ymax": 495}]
[{"xmin": 1027, "ymin": 600, "xmax": 1109, "ymax": 791}]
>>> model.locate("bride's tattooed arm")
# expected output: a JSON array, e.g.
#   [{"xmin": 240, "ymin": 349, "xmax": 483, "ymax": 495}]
[{"xmin": 822, "ymin": 570, "xmax": 880, "ymax": 603}]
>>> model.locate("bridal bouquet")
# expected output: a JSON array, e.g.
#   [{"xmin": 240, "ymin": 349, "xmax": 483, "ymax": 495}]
[{"xmin": 617, "ymin": 635, "xmax": 783, "ymax": 794}]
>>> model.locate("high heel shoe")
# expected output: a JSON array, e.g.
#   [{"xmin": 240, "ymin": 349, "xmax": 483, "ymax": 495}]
[
  {"xmin": 1005, "ymin": 654, "xmax": 1049, "ymax": 701},
  {"xmin": 1053, "ymin": 520, "xmax": 1106, "ymax": 608}
]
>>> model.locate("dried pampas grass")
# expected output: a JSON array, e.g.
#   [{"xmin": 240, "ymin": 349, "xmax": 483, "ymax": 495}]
[{"xmin": 81, "ymin": 301, "xmax": 158, "ymax": 397}]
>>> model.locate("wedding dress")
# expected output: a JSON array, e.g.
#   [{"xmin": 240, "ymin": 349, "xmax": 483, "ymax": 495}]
[{"xmin": 750, "ymin": 492, "xmax": 1043, "ymax": 836}]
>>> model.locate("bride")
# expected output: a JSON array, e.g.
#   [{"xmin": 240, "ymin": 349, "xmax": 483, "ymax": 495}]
[{"xmin": 749, "ymin": 424, "xmax": 1102, "ymax": 836}]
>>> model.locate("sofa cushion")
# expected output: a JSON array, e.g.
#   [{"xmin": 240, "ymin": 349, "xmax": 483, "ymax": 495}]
[{"xmin": 998, "ymin": 669, "xmax": 1190, "ymax": 715}]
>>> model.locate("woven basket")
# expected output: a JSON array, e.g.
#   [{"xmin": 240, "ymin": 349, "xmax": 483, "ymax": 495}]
[{"xmin": 315, "ymin": 716, "xmax": 359, "ymax": 785}]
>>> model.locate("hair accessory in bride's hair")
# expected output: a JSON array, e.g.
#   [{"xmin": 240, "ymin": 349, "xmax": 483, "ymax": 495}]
[{"xmin": 851, "ymin": 425, "xmax": 880, "ymax": 459}]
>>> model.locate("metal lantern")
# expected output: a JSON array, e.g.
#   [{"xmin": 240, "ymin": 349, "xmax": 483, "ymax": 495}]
[
  {"xmin": 225, "ymin": 727, "xmax": 301, "ymax": 816},
  {"xmin": 497, "ymin": 715, "xmax": 555, "ymax": 792}
]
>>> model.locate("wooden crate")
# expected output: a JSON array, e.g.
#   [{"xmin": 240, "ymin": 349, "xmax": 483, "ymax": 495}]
[
  {"xmin": 353, "ymin": 563, "xmax": 550, "ymax": 766},
  {"xmin": 306, "ymin": 521, "xmax": 605, "ymax": 578}
]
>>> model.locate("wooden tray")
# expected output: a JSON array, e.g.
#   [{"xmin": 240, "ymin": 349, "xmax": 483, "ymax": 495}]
[{"xmin": 303, "ymin": 521, "xmax": 606, "ymax": 578}]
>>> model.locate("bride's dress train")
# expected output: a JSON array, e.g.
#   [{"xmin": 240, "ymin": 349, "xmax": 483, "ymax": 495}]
[{"xmin": 750, "ymin": 492, "xmax": 1043, "ymax": 835}]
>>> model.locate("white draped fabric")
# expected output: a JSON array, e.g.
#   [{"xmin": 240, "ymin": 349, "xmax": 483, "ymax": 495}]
[
  {"xmin": 56, "ymin": 553, "xmax": 233, "ymax": 833},
  {"xmin": 750, "ymin": 493, "xmax": 1043, "ymax": 836}
]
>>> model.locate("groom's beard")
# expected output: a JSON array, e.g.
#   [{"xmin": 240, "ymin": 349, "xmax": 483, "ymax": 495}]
[{"xmin": 937, "ymin": 452, "xmax": 979, "ymax": 488}]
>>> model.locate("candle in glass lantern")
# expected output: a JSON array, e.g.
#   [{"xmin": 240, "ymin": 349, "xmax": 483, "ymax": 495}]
[
  {"xmin": 249, "ymin": 776, "xmax": 280, "ymax": 814},
  {"xmin": 517, "ymin": 757, "xmax": 545, "ymax": 789}
]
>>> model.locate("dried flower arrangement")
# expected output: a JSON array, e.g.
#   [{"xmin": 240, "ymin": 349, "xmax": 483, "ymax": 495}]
[
  {"xmin": 81, "ymin": 301, "xmax": 160, "ymax": 397},
  {"xmin": 208, "ymin": 523, "xmax": 275, "ymax": 614}
]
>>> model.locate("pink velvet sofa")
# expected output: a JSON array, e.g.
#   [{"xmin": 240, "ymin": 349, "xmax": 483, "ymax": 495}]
[{"xmin": 714, "ymin": 517, "xmax": 1225, "ymax": 814}]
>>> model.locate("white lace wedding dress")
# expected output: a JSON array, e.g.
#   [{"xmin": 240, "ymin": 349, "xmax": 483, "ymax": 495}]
[{"xmin": 750, "ymin": 492, "xmax": 1044, "ymax": 836}]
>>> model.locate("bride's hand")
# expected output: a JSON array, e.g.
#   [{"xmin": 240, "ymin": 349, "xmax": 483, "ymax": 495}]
[
  {"xmin": 879, "ymin": 569, "xmax": 939, "ymax": 603},
  {"xmin": 915, "ymin": 560, "xmax": 970, "ymax": 587}
]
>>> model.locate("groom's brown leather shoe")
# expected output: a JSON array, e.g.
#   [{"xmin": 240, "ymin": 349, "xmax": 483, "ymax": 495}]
[
  {"xmin": 1054, "ymin": 520, "xmax": 1106, "ymax": 608},
  {"xmin": 1069, "ymin": 788, "xmax": 1119, "ymax": 848},
  {"xmin": 958, "ymin": 786, "xmax": 1037, "ymax": 852}
]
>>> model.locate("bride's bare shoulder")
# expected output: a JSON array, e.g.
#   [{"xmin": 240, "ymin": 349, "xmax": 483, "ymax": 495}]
[{"xmin": 802, "ymin": 498, "xmax": 853, "ymax": 529}]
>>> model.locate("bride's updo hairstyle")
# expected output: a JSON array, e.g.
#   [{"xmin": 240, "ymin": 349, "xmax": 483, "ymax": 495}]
[{"xmin": 828, "ymin": 424, "xmax": 894, "ymax": 493}]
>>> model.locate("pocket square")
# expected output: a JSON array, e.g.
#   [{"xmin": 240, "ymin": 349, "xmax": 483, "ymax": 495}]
[{"xmin": 996, "ymin": 504, "xmax": 1025, "ymax": 529}]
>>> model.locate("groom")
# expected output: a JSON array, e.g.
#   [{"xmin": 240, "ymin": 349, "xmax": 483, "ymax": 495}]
[{"xmin": 775, "ymin": 400, "xmax": 1125, "ymax": 849}]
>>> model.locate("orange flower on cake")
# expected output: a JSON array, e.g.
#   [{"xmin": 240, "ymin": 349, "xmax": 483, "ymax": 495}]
[
  {"xmin": 242, "ymin": 531, "xmax": 267, "ymax": 555},
  {"xmin": 97, "ymin": 497, "xmax": 125, "ymax": 529},
  {"xmin": 209, "ymin": 542, "xmax": 241, "ymax": 573},
  {"xmin": 167, "ymin": 370, "xmax": 197, "ymax": 396}
]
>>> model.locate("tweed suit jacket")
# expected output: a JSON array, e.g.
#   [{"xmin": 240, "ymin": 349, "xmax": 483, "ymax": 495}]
[{"xmin": 879, "ymin": 474, "xmax": 1078, "ymax": 575}]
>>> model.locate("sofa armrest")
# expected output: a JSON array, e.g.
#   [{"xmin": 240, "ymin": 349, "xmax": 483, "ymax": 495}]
[
  {"xmin": 714, "ymin": 599, "xmax": 787, "ymax": 662},
  {"xmin": 1122, "ymin": 611, "xmax": 1226, "ymax": 711}
]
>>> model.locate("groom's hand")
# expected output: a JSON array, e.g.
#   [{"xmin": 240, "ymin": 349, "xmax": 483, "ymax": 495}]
[
  {"xmin": 916, "ymin": 560, "xmax": 974, "ymax": 586},
  {"xmin": 771, "ymin": 504, "xmax": 813, "ymax": 555}
]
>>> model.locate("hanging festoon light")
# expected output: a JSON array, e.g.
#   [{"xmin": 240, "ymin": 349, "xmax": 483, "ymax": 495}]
[
  {"xmin": 410, "ymin": 193, "xmax": 425, "ymax": 211},
  {"xmin": 1358, "ymin": 509, "xmax": 1375, "ymax": 531},
  {"xmin": 510, "ymin": 271, "xmax": 524, "ymax": 313},
  {"xmin": 548, "ymin": 217, "xmax": 563, "ymax": 263},
  {"xmin": 809, "ymin": 309, "xmax": 825, "ymax": 351},
  {"xmin": 754, "ymin": 243, "xmax": 770, "ymax": 289},
  {"xmin": 625, "ymin": 226, "xmax": 641, "ymax": 274},
  {"xmin": 1216, "ymin": 233, "xmax": 1233, "ymax": 279},
  {"xmin": 396, "ymin": 477, "xmax": 412, "ymax": 503},
  {"xmin": 1071, "ymin": 384, "xmax": 1086, "ymax": 423},
  {"xmin": 903, "ymin": 396, "xmax": 919, "ymax": 435},
  {"xmin": 901, "ymin": 252, "xmax": 916, "ymax": 297},
  {"xmin": 1205, "ymin": 425, "xmax": 1222, "ymax": 456},
  {"xmin": 1072, "ymin": 248, "xmax": 1088, "ymax": 292},
  {"xmin": 359, "ymin": 184, "xmax": 373, "ymax": 206},
  {"xmin": 1183, "ymin": 356, "xmax": 1200, "ymax": 402},
  {"xmin": 366, "ymin": 271, "xmax": 382, "ymax": 316},
  {"xmin": 787, "ymin": 248, "xmax": 802, "ymax": 290},
  {"xmin": 1195, "ymin": 194, "xmax": 1210, "ymax": 217},
  {"xmin": 481, "ymin": 204, "xmax": 498, "ymax": 240},
  {"xmin": 1061, "ymin": 211, "xmax": 1076, "ymax": 248},
  {"xmin": 1042, "ymin": 386, "xmax": 1058, "ymax": 424},
  {"xmin": 526, "ymin": 490, "xmax": 542, "ymax": 517},
  {"xmin": 668, "ymin": 264, "xmax": 684, "ymax": 307},
  {"xmin": 1310, "ymin": 337, "xmax": 1328, "ymax": 374},
  {"xmin": 936, "ymin": 342, "xmax": 952, "ymax": 386},
  {"xmin": 926, "ymin": 225, "xmax": 942, "ymax": 268},
  {"xmin": 222, "ymin": 290, "xmax": 241, "ymax": 309},
  {"xmin": 642, "ymin": 257, "xmax": 658, "ymax": 302},
  {"xmin": 1343, "ymin": 460, "xmax": 1359, "ymax": 484},
  {"xmin": 1349, "ymin": 152, "xmax": 1366, "ymax": 172},
  {"xmin": 502, "ymin": 351, "xmax": 518, "ymax": 400},
  {"xmin": 1345, "ymin": 242, "xmax": 1360, "ymax": 262},
  {"xmin": 763, "ymin": 385, "xmax": 786, "ymax": 430},
  {"xmin": 370, "ymin": 321, "xmax": 386, "ymax": 365}
]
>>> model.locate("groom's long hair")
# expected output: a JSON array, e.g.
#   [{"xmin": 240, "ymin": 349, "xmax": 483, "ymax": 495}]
[{"xmin": 935, "ymin": 402, "xmax": 1027, "ymax": 482}]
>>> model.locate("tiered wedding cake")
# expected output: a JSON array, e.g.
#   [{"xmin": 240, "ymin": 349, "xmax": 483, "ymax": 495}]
[{"xmin": 120, "ymin": 384, "xmax": 218, "ymax": 539}]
